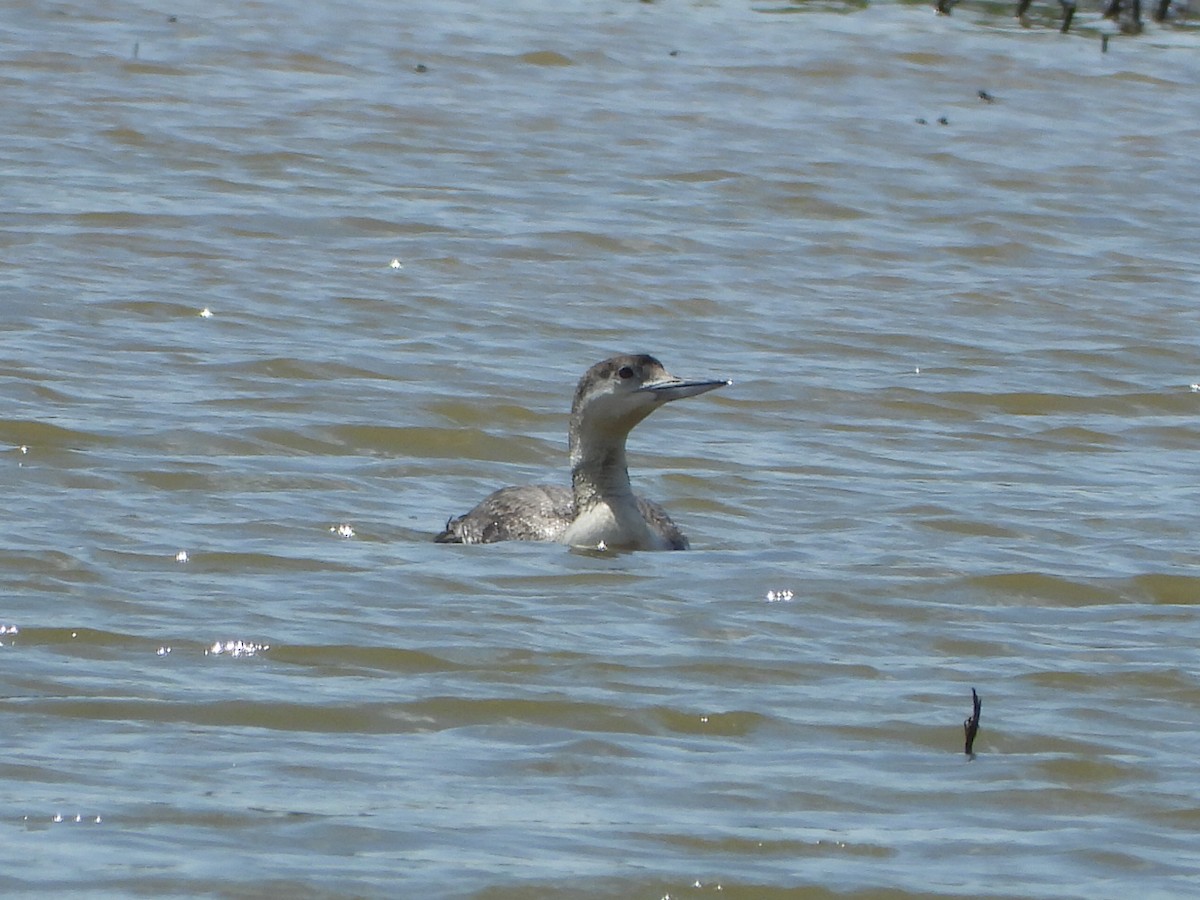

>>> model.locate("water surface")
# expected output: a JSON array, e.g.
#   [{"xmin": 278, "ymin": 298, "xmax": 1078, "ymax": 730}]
[{"xmin": 3, "ymin": 1, "xmax": 1200, "ymax": 897}]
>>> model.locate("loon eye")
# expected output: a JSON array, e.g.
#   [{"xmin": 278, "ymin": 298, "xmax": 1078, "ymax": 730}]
[{"xmin": 617, "ymin": 365, "xmax": 635, "ymax": 380}]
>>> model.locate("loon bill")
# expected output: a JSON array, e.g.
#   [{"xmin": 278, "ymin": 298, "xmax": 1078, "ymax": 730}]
[{"xmin": 435, "ymin": 353, "xmax": 729, "ymax": 551}]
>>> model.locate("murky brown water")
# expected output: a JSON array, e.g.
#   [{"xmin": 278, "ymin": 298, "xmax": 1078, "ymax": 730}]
[{"xmin": 3, "ymin": 0, "xmax": 1200, "ymax": 896}]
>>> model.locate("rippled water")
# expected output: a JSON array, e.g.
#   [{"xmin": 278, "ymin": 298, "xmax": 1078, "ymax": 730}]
[{"xmin": 4, "ymin": 0, "xmax": 1200, "ymax": 896}]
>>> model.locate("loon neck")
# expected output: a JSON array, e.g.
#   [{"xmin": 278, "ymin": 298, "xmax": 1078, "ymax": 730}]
[
  {"xmin": 570, "ymin": 444, "xmax": 633, "ymax": 510},
  {"xmin": 569, "ymin": 418, "xmax": 635, "ymax": 510}
]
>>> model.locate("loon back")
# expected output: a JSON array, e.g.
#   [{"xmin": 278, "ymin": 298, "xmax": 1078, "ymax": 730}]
[{"xmin": 435, "ymin": 485, "xmax": 573, "ymax": 544}]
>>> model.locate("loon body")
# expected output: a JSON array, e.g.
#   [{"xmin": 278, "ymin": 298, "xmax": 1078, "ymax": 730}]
[{"xmin": 435, "ymin": 354, "xmax": 729, "ymax": 551}]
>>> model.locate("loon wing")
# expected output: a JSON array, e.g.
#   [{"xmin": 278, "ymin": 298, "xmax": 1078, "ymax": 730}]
[
  {"xmin": 435, "ymin": 484, "xmax": 574, "ymax": 544},
  {"xmin": 635, "ymin": 497, "xmax": 689, "ymax": 551}
]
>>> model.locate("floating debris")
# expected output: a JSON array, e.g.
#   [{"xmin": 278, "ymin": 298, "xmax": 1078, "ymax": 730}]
[
  {"xmin": 1013, "ymin": 0, "xmax": 1174, "ymax": 33},
  {"xmin": 174, "ymin": 550, "xmax": 189, "ymax": 563},
  {"xmin": 199, "ymin": 307, "xmax": 214, "ymax": 318},
  {"xmin": 389, "ymin": 258, "xmax": 403, "ymax": 269},
  {"xmin": 765, "ymin": 589, "xmax": 794, "ymax": 603},
  {"xmin": 330, "ymin": 523, "xmax": 355, "ymax": 538},
  {"xmin": 964, "ymin": 687, "xmax": 982, "ymax": 756},
  {"xmin": 156, "ymin": 646, "xmax": 172, "ymax": 657}
]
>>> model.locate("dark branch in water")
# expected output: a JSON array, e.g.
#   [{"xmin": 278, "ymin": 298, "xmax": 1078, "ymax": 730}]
[
  {"xmin": 964, "ymin": 688, "xmax": 982, "ymax": 757},
  {"xmin": 1060, "ymin": 0, "xmax": 1076, "ymax": 32},
  {"xmin": 1103, "ymin": 0, "xmax": 1144, "ymax": 30},
  {"xmin": 1012, "ymin": 0, "xmax": 1171, "ymax": 32}
]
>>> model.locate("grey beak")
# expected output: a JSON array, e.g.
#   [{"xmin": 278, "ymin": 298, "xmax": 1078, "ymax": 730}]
[{"xmin": 640, "ymin": 377, "xmax": 731, "ymax": 402}]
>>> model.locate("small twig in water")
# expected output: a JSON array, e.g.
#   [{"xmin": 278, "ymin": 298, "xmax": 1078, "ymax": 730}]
[
  {"xmin": 963, "ymin": 688, "xmax": 982, "ymax": 756},
  {"xmin": 1060, "ymin": 0, "xmax": 1077, "ymax": 32}
]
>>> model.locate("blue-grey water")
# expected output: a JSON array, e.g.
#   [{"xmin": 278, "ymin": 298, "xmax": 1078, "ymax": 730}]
[{"xmin": 3, "ymin": 0, "xmax": 1200, "ymax": 897}]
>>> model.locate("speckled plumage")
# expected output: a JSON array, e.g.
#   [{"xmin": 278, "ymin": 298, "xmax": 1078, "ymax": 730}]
[
  {"xmin": 436, "ymin": 484, "xmax": 689, "ymax": 549},
  {"xmin": 437, "ymin": 484, "xmax": 574, "ymax": 544},
  {"xmin": 434, "ymin": 354, "xmax": 727, "ymax": 551}
]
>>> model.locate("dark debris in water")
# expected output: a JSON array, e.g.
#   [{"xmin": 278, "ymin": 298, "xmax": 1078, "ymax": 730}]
[
  {"xmin": 964, "ymin": 687, "xmax": 982, "ymax": 757},
  {"xmin": 949, "ymin": 0, "xmax": 1185, "ymax": 38}
]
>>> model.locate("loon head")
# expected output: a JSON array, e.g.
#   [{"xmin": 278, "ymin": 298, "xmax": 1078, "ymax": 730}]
[{"xmin": 568, "ymin": 354, "xmax": 729, "ymax": 458}]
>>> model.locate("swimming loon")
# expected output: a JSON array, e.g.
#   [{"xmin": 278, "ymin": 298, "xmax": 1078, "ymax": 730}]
[{"xmin": 435, "ymin": 354, "xmax": 729, "ymax": 551}]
